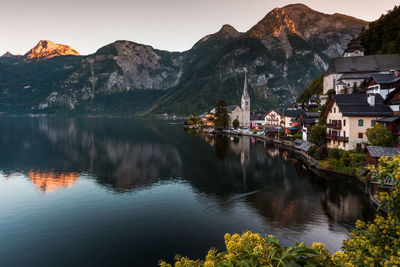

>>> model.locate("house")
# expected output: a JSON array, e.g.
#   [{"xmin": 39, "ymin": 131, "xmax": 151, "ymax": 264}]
[
  {"xmin": 366, "ymin": 146, "xmax": 400, "ymax": 166},
  {"xmin": 322, "ymin": 94, "xmax": 393, "ymax": 150},
  {"xmin": 366, "ymin": 73, "xmax": 400, "ymax": 100},
  {"xmin": 307, "ymin": 95, "xmax": 320, "ymax": 109},
  {"xmin": 282, "ymin": 109, "xmax": 305, "ymax": 135},
  {"xmin": 250, "ymin": 110, "xmax": 267, "ymax": 129},
  {"xmin": 294, "ymin": 112, "xmax": 320, "ymax": 141},
  {"xmin": 383, "ymin": 85, "xmax": 400, "ymax": 114},
  {"xmin": 264, "ymin": 110, "xmax": 283, "ymax": 128}
]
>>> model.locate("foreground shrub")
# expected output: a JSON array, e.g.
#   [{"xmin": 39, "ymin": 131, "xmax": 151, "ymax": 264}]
[{"xmin": 159, "ymin": 232, "xmax": 333, "ymax": 267}]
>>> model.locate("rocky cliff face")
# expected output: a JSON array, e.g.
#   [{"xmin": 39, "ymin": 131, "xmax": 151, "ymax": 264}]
[
  {"xmin": 44, "ymin": 41, "xmax": 184, "ymax": 109},
  {"xmin": 25, "ymin": 40, "xmax": 79, "ymax": 59}
]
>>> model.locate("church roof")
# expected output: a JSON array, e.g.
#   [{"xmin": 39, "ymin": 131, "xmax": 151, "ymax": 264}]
[
  {"xmin": 226, "ymin": 105, "xmax": 240, "ymax": 112},
  {"xmin": 326, "ymin": 54, "xmax": 400, "ymax": 75}
]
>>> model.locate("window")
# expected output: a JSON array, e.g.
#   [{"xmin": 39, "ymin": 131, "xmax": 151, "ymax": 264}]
[
  {"xmin": 338, "ymin": 141, "xmax": 341, "ymax": 146},
  {"xmin": 343, "ymin": 131, "xmax": 346, "ymax": 137},
  {"xmin": 358, "ymin": 132, "xmax": 363, "ymax": 138},
  {"xmin": 371, "ymin": 120, "xmax": 375, "ymax": 126},
  {"xmin": 334, "ymin": 108, "xmax": 336, "ymax": 113},
  {"xmin": 343, "ymin": 119, "xmax": 346, "ymax": 126},
  {"xmin": 358, "ymin": 119, "xmax": 364, "ymax": 126}
]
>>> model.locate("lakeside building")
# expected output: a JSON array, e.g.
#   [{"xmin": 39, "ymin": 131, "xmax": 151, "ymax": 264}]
[
  {"xmin": 282, "ymin": 109, "xmax": 306, "ymax": 135},
  {"xmin": 366, "ymin": 146, "xmax": 400, "ymax": 166},
  {"xmin": 264, "ymin": 110, "xmax": 283, "ymax": 128},
  {"xmin": 322, "ymin": 94, "xmax": 393, "ymax": 151},
  {"xmin": 365, "ymin": 73, "xmax": 400, "ymax": 100},
  {"xmin": 250, "ymin": 110, "xmax": 267, "ymax": 129}
]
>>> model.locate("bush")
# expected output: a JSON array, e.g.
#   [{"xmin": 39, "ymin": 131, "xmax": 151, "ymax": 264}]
[
  {"xmin": 328, "ymin": 148, "xmax": 343, "ymax": 160},
  {"xmin": 366, "ymin": 124, "xmax": 398, "ymax": 147},
  {"xmin": 290, "ymin": 131, "xmax": 302, "ymax": 141},
  {"xmin": 350, "ymin": 153, "xmax": 367, "ymax": 167},
  {"xmin": 307, "ymin": 145, "xmax": 318, "ymax": 158}
]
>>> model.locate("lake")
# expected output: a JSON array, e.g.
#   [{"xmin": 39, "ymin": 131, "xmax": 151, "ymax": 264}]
[{"xmin": 0, "ymin": 118, "xmax": 376, "ymax": 266}]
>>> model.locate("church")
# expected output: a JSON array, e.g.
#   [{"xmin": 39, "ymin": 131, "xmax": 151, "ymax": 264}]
[{"xmin": 226, "ymin": 71, "xmax": 251, "ymax": 128}]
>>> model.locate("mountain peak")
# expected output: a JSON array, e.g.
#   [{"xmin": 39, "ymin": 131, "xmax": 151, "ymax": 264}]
[
  {"xmin": 25, "ymin": 40, "xmax": 80, "ymax": 59},
  {"xmin": 1, "ymin": 51, "xmax": 15, "ymax": 58},
  {"xmin": 247, "ymin": 3, "xmax": 368, "ymax": 40}
]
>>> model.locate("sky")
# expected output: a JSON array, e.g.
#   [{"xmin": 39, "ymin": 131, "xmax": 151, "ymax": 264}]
[{"xmin": 0, "ymin": 0, "xmax": 398, "ymax": 56}]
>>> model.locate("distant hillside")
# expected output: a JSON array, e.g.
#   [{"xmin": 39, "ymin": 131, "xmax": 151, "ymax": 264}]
[
  {"xmin": 358, "ymin": 5, "xmax": 400, "ymax": 54},
  {"xmin": 296, "ymin": 74, "xmax": 323, "ymax": 103}
]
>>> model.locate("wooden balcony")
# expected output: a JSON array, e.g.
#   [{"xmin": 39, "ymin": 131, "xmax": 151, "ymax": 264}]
[
  {"xmin": 326, "ymin": 134, "xmax": 348, "ymax": 142},
  {"xmin": 326, "ymin": 123, "xmax": 342, "ymax": 130}
]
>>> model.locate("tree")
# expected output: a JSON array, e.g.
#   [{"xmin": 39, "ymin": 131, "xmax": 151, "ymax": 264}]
[
  {"xmin": 232, "ymin": 119, "xmax": 240, "ymax": 129},
  {"xmin": 214, "ymin": 100, "xmax": 230, "ymax": 128},
  {"xmin": 366, "ymin": 124, "xmax": 398, "ymax": 147},
  {"xmin": 308, "ymin": 124, "xmax": 326, "ymax": 146}
]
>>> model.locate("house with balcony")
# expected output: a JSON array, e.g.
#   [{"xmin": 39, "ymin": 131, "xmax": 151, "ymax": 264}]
[
  {"xmin": 322, "ymin": 94, "xmax": 393, "ymax": 150},
  {"xmin": 264, "ymin": 110, "xmax": 283, "ymax": 128}
]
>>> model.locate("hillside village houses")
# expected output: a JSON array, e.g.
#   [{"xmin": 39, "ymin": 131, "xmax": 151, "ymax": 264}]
[{"xmin": 321, "ymin": 39, "xmax": 400, "ymax": 104}]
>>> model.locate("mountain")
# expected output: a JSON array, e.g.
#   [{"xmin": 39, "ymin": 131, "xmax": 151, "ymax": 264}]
[
  {"xmin": 25, "ymin": 40, "xmax": 80, "ymax": 59},
  {"xmin": 0, "ymin": 4, "xmax": 368, "ymax": 115}
]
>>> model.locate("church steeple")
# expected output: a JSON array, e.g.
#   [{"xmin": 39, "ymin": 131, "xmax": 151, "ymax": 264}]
[
  {"xmin": 242, "ymin": 69, "xmax": 249, "ymax": 98},
  {"xmin": 241, "ymin": 68, "xmax": 250, "ymax": 112}
]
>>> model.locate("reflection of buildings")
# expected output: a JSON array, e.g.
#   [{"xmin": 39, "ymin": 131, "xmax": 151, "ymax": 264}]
[
  {"xmin": 27, "ymin": 171, "xmax": 79, "ymax": 192},
  {"xmin": 230, "ymin": 137, "xmax": 250, "ymax": 187}
]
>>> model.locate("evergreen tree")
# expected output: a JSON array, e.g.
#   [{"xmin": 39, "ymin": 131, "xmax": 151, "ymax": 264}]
[{"xmin": 214, "ymin": 100, "xmax": 230, "ymax": 128}]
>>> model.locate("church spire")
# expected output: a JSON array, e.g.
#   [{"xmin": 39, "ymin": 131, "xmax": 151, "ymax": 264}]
[{"xmin": 243, "ymin": 68, "xmax": 249, "ymax": 98}]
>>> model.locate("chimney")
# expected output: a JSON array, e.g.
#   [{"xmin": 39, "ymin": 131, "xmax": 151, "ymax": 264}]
[{"xmin": 367, "ymin": 94, "xmax": 375, "ymax": 107}]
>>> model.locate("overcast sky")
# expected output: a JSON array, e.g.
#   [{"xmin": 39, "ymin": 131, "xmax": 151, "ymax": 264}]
[{"xmin": 0, "ymin": 0, "xmax": 398, "ymax": 56}]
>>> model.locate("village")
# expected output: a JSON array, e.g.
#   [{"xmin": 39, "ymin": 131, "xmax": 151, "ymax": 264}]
[{"xmin": 185, "ymin": 39, "xmax": 400, "ymax": 207}]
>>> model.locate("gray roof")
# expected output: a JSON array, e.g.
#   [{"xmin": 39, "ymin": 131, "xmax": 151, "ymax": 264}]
[
  {"xmin": 283, "ymin": 109, "xmax": 305, "ymax": 118},
  {"xmin": 332, "ymin": 94, "xmax": 393, "ymax": 117},
  {"xmin": 367, "ymin": 146, "xmax": 400, "ymax": 158},
  {"xmin": 339, "ymin": 73, "xmax": 374, "ymax": 80},
  {"xmin": 376, "ymin": 116, "xmax": 400, "ymax": 123},
  {"xmin": 295, "ymin": 140, "xmax": 314, "ymax": 152},
  {"xmin": 227, "ymin": 105, "xmax": 240, "ymax": 113},
  {"xmin": 370, "ymin": 74, "xmax": 400, "ymax": 84},
  {"xmin": 326, "ymin": 54, "xmax": 400, "ymax": 75}
]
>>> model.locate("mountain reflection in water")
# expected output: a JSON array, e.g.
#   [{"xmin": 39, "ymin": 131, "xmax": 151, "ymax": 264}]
[{"xmin": 0, "ymin": 118, "xmax": 376, "ymax": 266}]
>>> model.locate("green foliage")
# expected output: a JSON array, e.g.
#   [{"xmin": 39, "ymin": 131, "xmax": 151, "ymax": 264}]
[
  {"xmin": 366, "ymin": 124, "xmax": 398, "ymax": 147},
  {"xmin": 359, "ymin": 5, "xmax": 400, "ymax": 55},
  {"xmin": 232, "ymin": 119, "xmax": 240, "ymax": 129},
  {"xmin": 350, "ymin": 153, "xmax": 367, "ymax": 167},
  {"xmin": 185, "ymin": 116, "xmax": 202, "ymax": 126},
  {"xmin": 308, "ymin": 124, "xmax": 326, "ymax": 146},
  {"xmin": 307, "ymin": 145, "xmax": 318, "ymax": 158},
  {"xmin": 328, "ymin": 148, "xmax": 343, "ymax": 160},
  {"xmin": 290, "ymin": 131, "xmax": 302, "ymax": 141},
  {"xmin": 296, "ymin": 74, "xmax": 323, "ymax": 103},
  {"xmin": 214, "ymin": 100, "xmax": 230, "ymax": 128},
  {"xmin": 159, "ymin": 232, "xmax": 333, "ymax": 267},
  {"xmin": 327, "ymin": 89, "xmax": 336, "ymax": 95},
  {"xmin": 368, "ymin": 153, "xmax": 400, "ymax": 217}
]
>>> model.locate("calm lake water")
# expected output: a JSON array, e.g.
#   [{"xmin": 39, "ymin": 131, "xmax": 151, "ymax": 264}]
[{"xmin": 0, "ymin": 118, "xmax": 376, "ymax": 266}]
